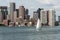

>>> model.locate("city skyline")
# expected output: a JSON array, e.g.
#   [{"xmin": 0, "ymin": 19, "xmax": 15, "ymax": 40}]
[
  {"xmin": 0, "ymin": 0, "xmax": 60, "ymax": 20},
  {"xmin": 0, "ymin": 2, "xmax": 56, "ymax": 26}
]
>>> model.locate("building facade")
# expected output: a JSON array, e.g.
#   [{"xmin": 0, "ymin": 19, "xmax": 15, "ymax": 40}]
[
  {"xmin": 14, "ymin": 11, "xmax": 17, "ymax": 23},
  {"xmin": 40, "ymin": 10, "xmax": 47, "ymax": 25},
  {"xmin": 0, "ymin": 6, "xmax": 8, "ymax": 20},
  {"xmin": 10, "ymin": 3, "xmax": 15, "ymax": 22},
  {"xmin": 19, "ymin": 6, "xmax": 25, "ymax": 20},
  {"xmin": 0, "ymin": 12, "xmax": 3, "ymax": 24},
  {"xmin": 16, "ymin": 9, "xmax": 19, "ymax": 17},
  {"xmin": 24, "ymin": 9, "xmax": 29, "ymax": 20},
  {"xmin": 48, "ymin": 9, "xmax": 56, "ymax": 26},
  {"xmin": 0, "ymin": 6, "xmax": 8, "ymax": 24},
  {"xmin": 33, "ymin": 11, "xmax": 38, "ymax": 21}
]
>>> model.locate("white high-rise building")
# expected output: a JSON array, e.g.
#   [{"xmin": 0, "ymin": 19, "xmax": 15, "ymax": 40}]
[
  {"xmin": 48, "ymin": 9, "xmax": 56, "ymax": 26},
  {"xmin": 40, "ymin": 10, "xmax": 47, "ymax": 25},
  {"xmin": 10, "ymin": 3, "xmax": 15, "ymax": 22},
  {"xmin": 14, "ymin": 11, "xmax": 17, "ymax": 22}
]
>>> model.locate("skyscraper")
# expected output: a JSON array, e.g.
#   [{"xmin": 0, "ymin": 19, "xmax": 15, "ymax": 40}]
[
  {"xmin": 24, "ymin": 9, "xmax": 29, "ymax": 20},
  {"xmin": 48, "ymin": 9, "xmax": 56, "ymax": 26},
  {"xmin": 40, "ymin": 10, "xmax": 47, "ymax": 25},
  {"xmin": 25, "ymin": 9, "xmax": 28, "ymax": 14},
  {"xmin": 14, "ymin": 11, "xmax": 17, "ymax": 22},
  {"xmin": 16, "ymin": 9, "xmax": 19, "ymax": 17},
  {"xmin": 0, "ymin": 6, "xmax": 8, "ymax": 20},
  {"xmin": 10, "ymin": 2, "xmax": 15, "ymax": 22},
  {"xmin": 33, "ymin": 11, "xmax": 38, "ymax": 25},
  {"xmin": 33, "ymin": 11, "xmax": 38, "ymax": 21},
  {"xmin": 19, "ymin": 6, "xmax": 25, "ymax": 20}
]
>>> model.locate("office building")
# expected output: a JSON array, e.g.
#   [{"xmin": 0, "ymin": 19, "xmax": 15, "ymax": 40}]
[
  {"xmin": 40, "ymin": 10, "xmax": 47, "ymax": 25},
  {"xmin": 14, "ymin": 11, "xmax": 17, "ymax": 22},
  {"xmin": 0, "ymin": 12, "xmax": 3, "ymax": 24},
  {"xmin": 33, "ymin": 11, "xmax": 38, "ymax": 21},
  {"xmin": 25, "ymin": 9, "xmax": 28, "ymax": 14},
  {"xmin": 0, "ymin": 6, "xmax": 8, "ymax": 20},
  {"xmin": 10, "ymin": 3, "xmax": 15, "ymax": 22},
  {"xmin": 24, "ymin": 9, "xmax": 29, "ymax": 20},
  {"xmin": 19, "ymin": 6, "xmax": 25, "ymax": 20},
  {"xmin": 16, "ymin": 9, "xmax": 19, "ymax": 17},
  {"xmin": 33, "ymin": 11, "xmax": 38, "ymax": 25},
  {"xmin": 48, "ymin": 9, "xmax": 56, "ymax": 26}
]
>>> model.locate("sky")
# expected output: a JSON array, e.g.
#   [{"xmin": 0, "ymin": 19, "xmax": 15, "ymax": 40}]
[{"xmin": 0, "ymin": 0, "xmax": 60, "ymax": 20}]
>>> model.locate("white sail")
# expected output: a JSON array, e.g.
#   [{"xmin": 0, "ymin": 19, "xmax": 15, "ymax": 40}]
[{"xmin": 36, "ymin": 19, "xmax": 41, "ymax": 31}]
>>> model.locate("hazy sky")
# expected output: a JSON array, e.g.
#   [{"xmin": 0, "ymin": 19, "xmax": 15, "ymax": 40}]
[{"xmin": 0, "ymin": 0, "xmax": 60, "ymax": 20}]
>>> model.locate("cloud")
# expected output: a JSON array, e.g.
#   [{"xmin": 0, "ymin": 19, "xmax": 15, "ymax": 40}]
[
  {"xmin": 36, "ymin": 0, "xmax": 60, "ymax": 8},
  {"xmin": 0, "ymin": 0, "xmax": 1, "ymax": 2},
  {"xmin": 36, "ymin": 0, "xmax": 52, "ymax": 4},
  {"xmin": 5, "ymin": 0, "xmax": 15, "ymax": 2}
]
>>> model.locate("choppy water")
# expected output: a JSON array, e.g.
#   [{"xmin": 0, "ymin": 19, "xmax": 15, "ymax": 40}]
[{"xmin": 0, "ymin": 26, "xmax": 60, "ymax": 40}]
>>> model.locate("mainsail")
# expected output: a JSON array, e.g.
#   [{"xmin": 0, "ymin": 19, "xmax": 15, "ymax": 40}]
[
  {"xmin": 36, "ymin": 19, "xmax": 41, "ymax": 31},
  {"xmin": 36, "ymin": 8, "xmax": 42, "ymax": 31}
]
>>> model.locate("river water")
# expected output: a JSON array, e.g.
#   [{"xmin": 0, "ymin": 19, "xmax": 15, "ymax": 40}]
[{"xmin": 0, "ymin": 26, "xmax": 60, "ymax": 40}]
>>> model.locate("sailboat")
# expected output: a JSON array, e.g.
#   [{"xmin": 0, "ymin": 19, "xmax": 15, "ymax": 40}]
[
  {"xmin": 36, "ymin": 8, "xmax": 42, "ymax": 31},
  {"xmin": 36, "ymin": 18, "xmax": 41, "ymax": 31}
]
